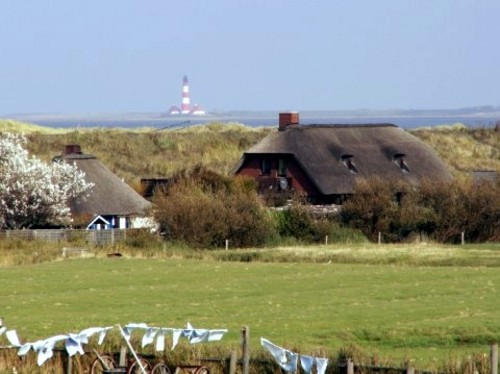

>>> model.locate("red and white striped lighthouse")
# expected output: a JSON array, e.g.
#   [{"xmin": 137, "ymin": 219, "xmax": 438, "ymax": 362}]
[{"xmin": 181, "ymin": 75, "xmax": 191, "ymax": 114}]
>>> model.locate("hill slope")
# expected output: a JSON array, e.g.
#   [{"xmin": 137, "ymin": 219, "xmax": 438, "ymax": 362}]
[{"xmin": 2, "ymin": 120, "xmax": 498, "ymax": 185}]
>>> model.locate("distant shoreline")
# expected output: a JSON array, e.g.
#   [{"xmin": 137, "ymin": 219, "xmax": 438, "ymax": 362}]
[{"xmin": 2, "ymin": 108, "xmax": 499, "ymax": 130}]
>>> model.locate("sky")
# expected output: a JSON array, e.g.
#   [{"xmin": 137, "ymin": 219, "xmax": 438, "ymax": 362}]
[{"xmin": 1, "ymin": 0, "xmax": 499, "ymax": 114}]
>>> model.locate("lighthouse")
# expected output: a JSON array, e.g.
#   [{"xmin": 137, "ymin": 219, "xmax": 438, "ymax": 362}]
[
  {"xmin": 168, "ymin": 75, "xmax": 206, "ymax": 116},
  {"xmin": 181, "ymin": 75, "xmax": 191, "ymax": 114}
]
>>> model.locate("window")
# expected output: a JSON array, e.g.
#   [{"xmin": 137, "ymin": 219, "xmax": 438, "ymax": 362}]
[
  {"xmin": 342, "ymin": 155, "xmax": 358, "ymax": 174},
  {"xmin": 394, "ymin": 153, "xmax": 410, "ymax": 173},
  {"xmin": 278, "ymin": 158, "xmax": 287, "ymax": 177},
  {"xmin": 261, "ymin": 158, "xmax": 271, "ymax": 175}
]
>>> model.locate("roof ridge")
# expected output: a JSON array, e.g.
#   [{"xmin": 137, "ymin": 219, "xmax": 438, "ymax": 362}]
[{"xmin": 297, "ymin": 123, "xmax": 398, "ymax": 129}]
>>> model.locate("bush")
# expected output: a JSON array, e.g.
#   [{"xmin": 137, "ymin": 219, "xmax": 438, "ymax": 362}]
[
  {"xmin": 340, "ymin": 178, "xmax": 402, "ymax": 242},
  {"xmin": 464, "ymin": 179, "xmax": 500, "ymax": 242},
  {"xmin": 273, "ymin": 198, "xmax": 339, "ymax": 243},
  {"xmin": 340, "ymin": 178, "xmax": 500, "ymax": 244},
  {"xmin": 153, "ymin": 167, "xmax": 276, "ymax": 248}
]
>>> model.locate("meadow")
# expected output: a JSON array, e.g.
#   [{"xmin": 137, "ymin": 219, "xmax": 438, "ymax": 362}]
[{"xmin": 1, "ymin": 242, "xmax": 500, "ymax": 372}]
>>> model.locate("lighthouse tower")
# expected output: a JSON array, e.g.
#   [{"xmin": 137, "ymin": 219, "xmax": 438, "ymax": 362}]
[{"xmin": 181, "ymin": 75, "xmax": 191, "ymax": 114}]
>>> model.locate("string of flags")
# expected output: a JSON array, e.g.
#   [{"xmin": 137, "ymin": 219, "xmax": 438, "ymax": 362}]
[
  {"xmin": 2, "ymin": 318, "xmax": 330, "ymax": 372},
  {"xmin": 261, "ymin": 337, "xmax": 329, "ymax": 374},
  {"xmin": 0, "ymin": 321, "xmax": 227, "ymax": 366}
]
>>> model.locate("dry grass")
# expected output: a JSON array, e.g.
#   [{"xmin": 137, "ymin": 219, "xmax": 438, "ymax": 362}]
[
  {"xmin": 19, "ymin": 122, "xmax": 271, "ymax": 189},
  {"xmin": 2, "ymin": 119, "xmax": 497, "ymax": 185},
  {"xmin": 411, "ymin": 125, "xmax": 499, "ymax": 180},
  {"xmin": 0, "ymin": 119, "xmax": 71, "ymax": 134}
]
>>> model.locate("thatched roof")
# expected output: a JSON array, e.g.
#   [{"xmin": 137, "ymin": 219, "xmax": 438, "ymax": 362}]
[
  {"xmin": 54, "ymin": 147, "xmax": 151, "ymax": 216},
  {"xmin": 235, "ymin": 124, "xmax": 452, "ymax": 195}
]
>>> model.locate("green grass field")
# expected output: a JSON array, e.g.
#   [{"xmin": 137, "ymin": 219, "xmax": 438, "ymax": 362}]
[{"xmin": 1, "ymin": 243, "xmax": 500, "ymax": 370}]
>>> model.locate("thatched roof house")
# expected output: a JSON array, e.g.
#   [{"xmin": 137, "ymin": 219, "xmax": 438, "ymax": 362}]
[
  {"xmin": 54, "ymin": 145, "xmax": 152, "ymax": 229},
  {"xmin": 233, "ymin": 113, "xmax": 452, "ymax": 204}
]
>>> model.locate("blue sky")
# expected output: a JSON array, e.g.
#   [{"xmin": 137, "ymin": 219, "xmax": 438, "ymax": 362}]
[{"xmin": 1, "ymin": 0, "xmax": 499, "ymax": 114}]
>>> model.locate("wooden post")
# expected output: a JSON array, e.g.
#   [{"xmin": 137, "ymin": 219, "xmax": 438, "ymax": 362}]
[
  {"xmin": 119, "ymin": 345, "xmax": 127, "ymax": 367},
  {"xmin": 378, "ymin": 232, "xmax": 382, "ymax": 245},
  {"xmin": 229, "ymin": 350, "xmax": 237, "ymax": 374},
  {"xmin": 491, "ymin": 344, "xmax": 498, "ymax": 374},
  {"xmin": 461, "ymin": 231, "xmax": 465, "ymax": 245},
  {"xmin": 406, "ymin": 367, "xmax": 415, "ymax": 374},
  {"xmin": 66, "ymin": 353, "xmax": 72, "ymax": 374},
  {"xmin": 347, "ymin": 359, "xmax": 354, "ymax": 374},
  {"xmin": 242, "ymin": 326, "xmax": 250, "ymax": 374},
  {"xmin": 226, "ymin": 239, "xmax": 229, "ymax": 250},
  {"xmin": 325, "ymin": 235, "xmax": 328, "ymax": 245}
]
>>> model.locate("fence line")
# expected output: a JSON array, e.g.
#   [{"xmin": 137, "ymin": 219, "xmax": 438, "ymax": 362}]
[
  {"xmin": 0, "ymin": 228, "xmax": 132, "ymax": 245},
  {"xmin": 0, "ymin": 343, "xmax": 499, "ymax": 374}
]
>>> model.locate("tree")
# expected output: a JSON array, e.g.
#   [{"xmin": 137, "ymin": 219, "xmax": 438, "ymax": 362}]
[{"xmin": 0, "ymin": 133, "xmax": 93, "ymax": 229}]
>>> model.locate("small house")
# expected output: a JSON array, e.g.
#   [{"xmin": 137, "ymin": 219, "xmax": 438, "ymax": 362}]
[{"xmin": 54, "ymin": 145, "xmax": 152, "ymax": 229}]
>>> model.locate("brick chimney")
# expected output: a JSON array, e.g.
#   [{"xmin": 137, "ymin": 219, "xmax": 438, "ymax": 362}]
[
  {"xmin": 65, "ymin": 144, "xmax": 82, "ymax": 155},
  {"xmin": 279, "ymin": 112, "xmax": 299, "ymax": 131}
]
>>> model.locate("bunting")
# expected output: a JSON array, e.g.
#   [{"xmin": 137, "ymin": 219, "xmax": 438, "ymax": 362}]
[
  {"xmin": 0, "ymin": 322, "xmax": 227, "ymax": 366},
  {"xmin": 261, "ymin": 337, "xmax": 329, "ymax": 374}
]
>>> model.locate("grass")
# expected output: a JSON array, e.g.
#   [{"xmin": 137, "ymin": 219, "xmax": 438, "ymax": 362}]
[
  {"xmin": 411, "ymin": 125, "xmax": 500, "ymax": 180},
  {"xmin": 0, "ymin": 119, "xmax": 71, "ymax": 134},
  {"xmin": 1, "ymin": 242, "xmax": 500, "ymax": 371},
  {"xmin": 3, "ymin": 119, "xmax": 497, "ymax": 186}
]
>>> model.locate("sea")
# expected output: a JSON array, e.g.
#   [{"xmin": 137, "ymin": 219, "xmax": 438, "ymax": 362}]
[{"xmin": 4, "ymin": 112, "xmax": 500, "ymax": 130}]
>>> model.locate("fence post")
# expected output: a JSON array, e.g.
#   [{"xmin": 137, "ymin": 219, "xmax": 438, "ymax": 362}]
[
  {"xmin": 406, "ymin": 367, "xmax": 415, "ymax": 374},
  {"xmin": 66, "ymin": 352, "xmax": 72, "ymax": 374},
  {"xmin": 347, "ymin": 359, "xmax": 354, "ymax": 374},
  {"xmin": 242, "ymin": 326, "xmax": 250, "ymax": 374},
  {"xmin": 461, "ymin": 231, "xmax": 465, "ymax": 245},
  {"xmin": 378, "ymin": 232, "xmax": 382, "ymax": 245},
  {"xmin": 325, "ymin": 235, "xmax": 328, "ymax": 245},
  {"xmin": 226, "ymin": 239, "xmax": 229, "ymax": 250},
  {"xmin": 119, "ymin": 345, "xmax": 127, "ymax": 367},
  {"xmin": 492, "ymin": 344, "xmax": 498, "ymax": 374},
  {"xmin": 229, "ymin": 350, "xmax": 237, "ymax": 374}
]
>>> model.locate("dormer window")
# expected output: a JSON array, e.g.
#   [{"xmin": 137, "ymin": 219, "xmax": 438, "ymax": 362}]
[
  {"xmin": 342, "ymin": 155, "xmax": 358, "ymax": 174},
  {"xmin": 394, "ymin": 153, "xmax": 410, "ymax": 173}
]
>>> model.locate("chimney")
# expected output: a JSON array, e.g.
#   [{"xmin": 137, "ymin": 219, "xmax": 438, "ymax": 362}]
[
  {"xmin": 279, "ymin": 112, "xmax": 299, "ymax": 131},
  {"xmin": 65, "ymin": 144, "xmax": 82, "ymax": 155}
]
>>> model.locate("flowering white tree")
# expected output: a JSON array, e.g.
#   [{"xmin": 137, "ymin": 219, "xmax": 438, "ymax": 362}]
[{"xmin": 0, "ymin": 133, "xmax": 93, "ymax": 229}]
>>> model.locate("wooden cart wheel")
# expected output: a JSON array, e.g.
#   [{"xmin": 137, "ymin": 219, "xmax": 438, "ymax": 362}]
[
  {"xmin": 127, "ymin": 358, "xmax": 152, "ymax": 374},
  {"xmin": 151, "ymin": 363, "xmax": 172, "ymax": 374},
  {"xmin": 193, "ymin": 366, "xmax": 210, "ymax": 374},
  {"xmin": 90, "ymin": 355, "xmax": 117, "ymax": 374}
]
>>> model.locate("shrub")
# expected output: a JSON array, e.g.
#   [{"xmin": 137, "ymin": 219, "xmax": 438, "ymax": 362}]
[
  {"xmin": 416, "ymin": 180, "xmax": 469, "ymax": 243},
  {"xmin": 463, "ymin": 179, "xmax": 500, "ymax": 242},
  {"xmin": 153, "ymin": 167, "xmax": 276, "ymax": 248},
  {"xmin": 341, "ymin": 178, "xmax": 500, "ymax": 244},
  {"xmin": 340, "ymin": 178, "xmax": 402, "ymax": 242},
  {"xmin": 273, "ymin": 198, "xmax": 338, "ymax": 243}
]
